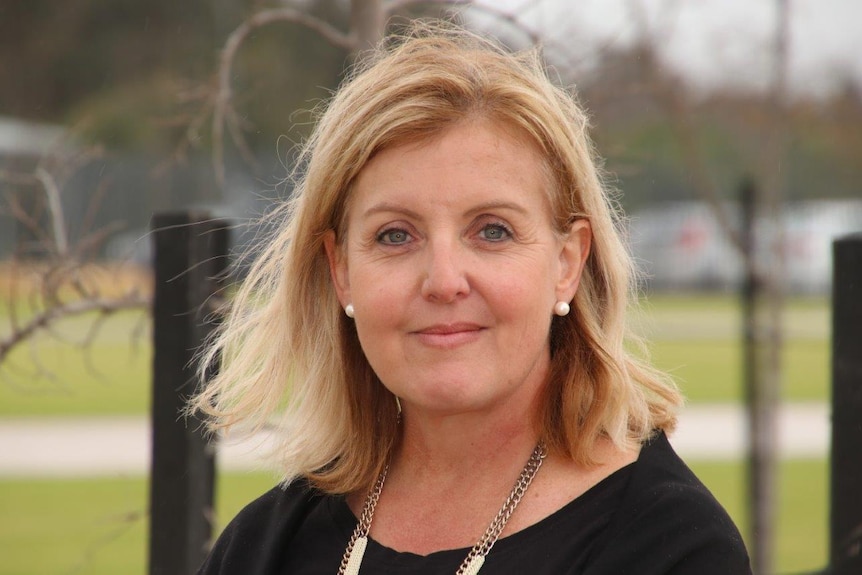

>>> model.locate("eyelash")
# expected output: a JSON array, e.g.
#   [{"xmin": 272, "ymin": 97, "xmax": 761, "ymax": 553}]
[
  {"xmin": 478, "ymin": 221, "xmax": 513, "ymax": 242},
  {"xmin": 376, "ymin": 227, "xmax": 412, "ymax": 245},
  {"xmin": 374, "ymin": 220, "xmax": 514, "ymax": 246}
]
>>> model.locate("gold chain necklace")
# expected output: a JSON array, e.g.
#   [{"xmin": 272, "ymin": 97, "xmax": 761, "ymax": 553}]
[{"xmin": 338, "ymin": 443, "xmax": 547, "ymax": 575}]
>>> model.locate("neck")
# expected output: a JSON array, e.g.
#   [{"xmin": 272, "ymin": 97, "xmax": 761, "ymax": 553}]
[
  {"xmin": 346, "ymin": 410, "xmax": 546, "ymax": 557},
  {"xmin": 393, "ymin": 357, "xmax": 548, "ymax": 474},
  {"xmin": 392, "ymin": 407, "xmax": 541, "ymax": 487}
]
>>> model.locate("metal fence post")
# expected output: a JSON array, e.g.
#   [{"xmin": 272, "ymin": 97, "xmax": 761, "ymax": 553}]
[
  {"xmin": 830, "ymin": 232, "xmax": 862, "ymax": 575},
  {"xmin": 148, "ymin": 211, "xmax": 229, "ymax": 575}
]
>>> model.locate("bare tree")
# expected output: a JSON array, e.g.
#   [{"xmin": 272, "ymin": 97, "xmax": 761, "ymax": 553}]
[
  {"xmin": 198, "ymin": 0, "xmax": 570, "ymax": 184},
  {"xmin": 0, "ymin": 146, "xmax": 150, "ymax": 381},
  {"xmin": 745, "ymin": 3, "xmax": 790, "ymax": 573},
  {"xmin": 610, "ymin": 2, "xmax": 792, "ymax": 572},
  {"xmin": 0, "ymin": 1, "xmax": 557, "ymax": 401},
  {"xmin": 0, "ymin": 0, "xmax": 555, "ymax": 383}
]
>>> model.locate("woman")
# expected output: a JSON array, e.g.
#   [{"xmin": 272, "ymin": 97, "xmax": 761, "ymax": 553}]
[{"xmin": 191, "ymin": 23, "xmax": 751, "ymax": 575}]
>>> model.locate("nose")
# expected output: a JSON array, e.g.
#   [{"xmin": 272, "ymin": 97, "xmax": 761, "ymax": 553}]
[{"xmin": 420, "ymin": 239, "xmax": 471, "ymax": 303}]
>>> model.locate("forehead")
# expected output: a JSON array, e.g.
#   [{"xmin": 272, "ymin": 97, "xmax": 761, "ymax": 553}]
[{"xmin": 345, "ymin": 119, "xmax": 556, "ymax": 220}]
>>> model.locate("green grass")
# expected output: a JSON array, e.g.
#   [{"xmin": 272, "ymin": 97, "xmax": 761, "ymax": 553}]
[
  {"xmin": 0, "ymin": 294, "xmax": 834, "ymax": 572},
  {"xmin": 0, "ymin": 310, "xmax": 152, "ymax": 416},
  {"xmin": 0, "ymin": 460, "xmax": 828, "ymax": 575},
  {"xmin": 690, "ymin": 458, "xmax": 829, "ymax": 574},
  {"xmin": 632, "ymin": 293, "xmax": 830, "ymax": 403},
  {"xmin": 0, "ymin": 294, "xmax": 831, "ymax": 415},
  {"xmin": 9, "ymin": 335, "xmax": 826, "ymax": 413},
  {"xmin": 652, "ymin": 339, "xmax": 829, "ymax": 402},
  {"xmin": 0, "ymin": 342, "xmax": 151, "ymax": 416},
  {"xmin": 0, "ymin": 471, "xmax": 277, "ymax": 575}
]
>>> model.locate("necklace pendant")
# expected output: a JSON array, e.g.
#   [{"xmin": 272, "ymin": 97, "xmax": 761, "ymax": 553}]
[
  {"xmin": 461, "ymin": 555, "xmax": 485, "ymax": 575},
  {"xmin": 344, "ymin": 536, "xmax": 368, "ymax": 575}
]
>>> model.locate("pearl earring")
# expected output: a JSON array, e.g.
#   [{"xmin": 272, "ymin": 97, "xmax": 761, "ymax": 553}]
[
  {"xmin": 345, "ymin": 304, "xmax": 355, "ymax": 318},
  {"xmin": 553, "ymin": 301, "xmax": 571, "ymax": 317}
]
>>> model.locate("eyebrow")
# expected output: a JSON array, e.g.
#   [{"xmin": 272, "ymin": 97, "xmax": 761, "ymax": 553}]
[
  {"xmin": 464, "ymin": 201, "xmax": 529, "ymax": 218},
  {"xmin": 362, "ymin": 202, "xmax": 423, "ymax": 220},
  {"xmin": 362, "ymin": 200, "xmax": 529, "ymax": 220}
]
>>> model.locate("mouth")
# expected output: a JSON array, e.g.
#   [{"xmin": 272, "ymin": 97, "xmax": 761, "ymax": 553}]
[{"xmin": 412, "ymin": 323, "xmax": 485, "ymax": 348}]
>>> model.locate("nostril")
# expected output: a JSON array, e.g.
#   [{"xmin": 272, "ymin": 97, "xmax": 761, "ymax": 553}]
[
  {"xmin": 421, "ymin": 276, "xmax": 470, "ymax": 302},
  {"xmin": 421, "ymin": 265, "xmax": 470, "ymax": 302},
  {"xmin": 419, "ymin": 242, "xmax": 471, "ymax": 302}
]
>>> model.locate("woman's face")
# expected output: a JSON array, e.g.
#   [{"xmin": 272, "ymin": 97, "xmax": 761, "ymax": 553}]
[{"xmin": 325, "ymin": 119, "xmax": 590, "ymax": 418}]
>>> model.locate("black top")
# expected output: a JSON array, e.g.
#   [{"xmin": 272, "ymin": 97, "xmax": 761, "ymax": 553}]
[{"xmin": 197, "ymin": 432, "xmax": 751, "ymax": 574}]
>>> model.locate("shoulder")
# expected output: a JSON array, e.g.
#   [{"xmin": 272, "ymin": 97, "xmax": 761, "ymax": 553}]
[
  {"xmin": 196, "ymin": 478, "xmax": 326, "ymax": 575},
  {"xmin": 587, "ymin": 431, "xmax": 752, "ymax": 575},
  {"xmin": 625, "ymin": 431, "xmax": 734, "ymax": 518}
]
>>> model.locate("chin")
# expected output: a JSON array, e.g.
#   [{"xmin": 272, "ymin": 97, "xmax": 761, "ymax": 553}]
[{"xmin": 399, "ymin": 384, "xmax": 502, "ymax": 417}]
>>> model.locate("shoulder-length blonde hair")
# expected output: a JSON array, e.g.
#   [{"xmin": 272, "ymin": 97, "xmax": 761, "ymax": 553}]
[{"xmin": 190, "ymin": 22, "xmax": 681, "ymax": 494}]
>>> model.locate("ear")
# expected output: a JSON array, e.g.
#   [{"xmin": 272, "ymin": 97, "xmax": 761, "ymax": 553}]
[
  {"xmin": 323, "ymin": 230, "xmax": 351, "ymax": 308},
  {"xmin": 556, "ymin": 219, "xmax": 592, "ymax": 302}
]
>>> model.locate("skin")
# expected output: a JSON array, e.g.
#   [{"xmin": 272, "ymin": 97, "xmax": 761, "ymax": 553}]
[{"xmin": 324, "ymin": 118, "xmax": 636, "ymax": 554}]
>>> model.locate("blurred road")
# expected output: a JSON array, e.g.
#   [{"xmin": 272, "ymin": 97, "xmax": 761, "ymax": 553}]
[{"xmin": 0, "ymin": 403, "xmax": 829, "ymax": 477}]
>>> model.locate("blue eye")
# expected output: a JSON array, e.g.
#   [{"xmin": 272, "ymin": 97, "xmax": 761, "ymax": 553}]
[
  {"xmin": 377, "ymin": 228, "xmax": 411, "ymax": 245},
  {"xmin": 479, "ymin": 223, "xmax": 512, "ymax": 241}
]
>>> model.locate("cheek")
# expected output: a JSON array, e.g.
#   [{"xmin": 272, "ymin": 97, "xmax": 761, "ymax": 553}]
[
  {"xmin": 350, "ymin": 268, "xmax": 409, "ymax": 338},
  {"xmin": 509, "ymin": 289, "xmax": 554, "ymax": 336},
  {"xmin": 351, "ymin": 261, "xmax": 407, "ymax": 300},
  {"xmin": 491, "ymin": 259, "xmax": 558, "ymax": 314}
]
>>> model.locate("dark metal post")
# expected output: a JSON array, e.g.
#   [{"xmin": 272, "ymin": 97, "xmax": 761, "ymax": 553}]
[
  {"xmin": 149, "ymin": 212, "xmax": 229, "ymax": 575},
  {"xmin": 830, "ymin": 233, "xmax": 862, "ymax": 575}
]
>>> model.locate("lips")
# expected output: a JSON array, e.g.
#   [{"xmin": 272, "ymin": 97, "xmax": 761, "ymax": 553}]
[
  {"xmin": 412, "ymin": 322, "xmax": 485, "ymax": 349},
  {"xmin": 412, "ymin": 322, "xmax": 484, "ymax": 348},
  {"xmin": 417, "ymin": 322, "xmax": 482, "ymax": 335}
]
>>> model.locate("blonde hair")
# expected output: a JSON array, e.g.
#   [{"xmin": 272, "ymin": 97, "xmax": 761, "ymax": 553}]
[{"xmin": 190, "ymin": 22, "xmax": 681, "ymax": 494}]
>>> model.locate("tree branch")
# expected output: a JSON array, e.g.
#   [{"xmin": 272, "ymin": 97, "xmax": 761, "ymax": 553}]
[
  {"xmin": 383, "ymin": 0, "xmax": 475, "ymax": 16},
  {"xmin": 34, "ymin": 167, "xmax": 69, "ymax": 256},
  {"xmin": 461, "ymin": 1, "xmax": 545, "ymax": 45},
  {"xmin": 623, "ymin": 0, "xmax": 745, "ymax": 255},
  {"xmin": 0, "ymin": 169, "xmax": 39, "ymax": 187},
  {"xmin": 213, "ymin": 8, "xmax": 354, "ymax": 184},
  {"xmin": 658, "ymin": 83, "xmax": 746, "ymax": 255},
  {"xmin": 1, "ymin": 190, "xmax": 53, "ymax": 251},
  {"xmin": 0, "ymin": 295, "xmax": 150, "ymax": 364}
]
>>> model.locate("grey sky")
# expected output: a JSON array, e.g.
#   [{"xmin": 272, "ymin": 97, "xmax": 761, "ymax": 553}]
[{"xmin": 492, "ymin": 0, "xmax": 862, "ymax": 97}]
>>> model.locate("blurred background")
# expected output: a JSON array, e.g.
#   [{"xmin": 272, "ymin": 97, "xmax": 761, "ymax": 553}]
[{"xmin": 1, "ymin": 0, "xmax": 859, "ymax": 573}]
